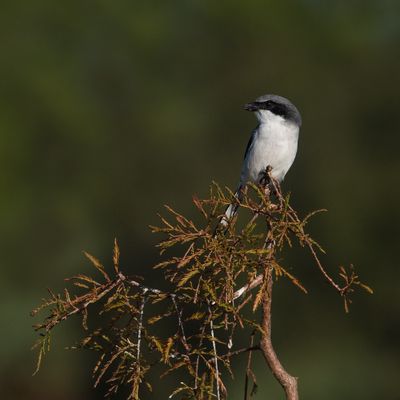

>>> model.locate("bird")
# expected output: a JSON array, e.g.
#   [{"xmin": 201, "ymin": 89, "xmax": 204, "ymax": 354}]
[{"xmin": 221, "ymin": 94, "xmax": 302, "ymax": 226}]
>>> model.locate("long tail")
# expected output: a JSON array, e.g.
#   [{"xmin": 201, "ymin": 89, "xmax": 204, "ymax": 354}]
[{"xmin": 220, "ymin": 185, "xmax": 243, "ymax": 228}]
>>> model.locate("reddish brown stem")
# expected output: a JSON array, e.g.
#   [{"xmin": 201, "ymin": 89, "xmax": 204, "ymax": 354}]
[{"xmin": 260, "ymin": 267, "xmax": 298, "ymax": 400}]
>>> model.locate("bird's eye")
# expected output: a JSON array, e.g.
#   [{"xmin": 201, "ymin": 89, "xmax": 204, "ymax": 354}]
[
  {"xmin": 267, "ymin": 101, "xmax": 278, "ymax": 109},
  {"xmin": 260, "ymin": 101, "xmax": 271, "ymax": 110}
]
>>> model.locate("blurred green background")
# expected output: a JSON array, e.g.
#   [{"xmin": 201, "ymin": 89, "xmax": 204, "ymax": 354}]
[{"xmin": 1, "ymin": 0, "xmax": 399, "ymax": 399}]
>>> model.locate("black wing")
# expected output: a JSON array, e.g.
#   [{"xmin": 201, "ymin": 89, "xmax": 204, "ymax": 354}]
[{"xmin": 243, "ymin": 127, "xmax": 257, "ymax": 160}]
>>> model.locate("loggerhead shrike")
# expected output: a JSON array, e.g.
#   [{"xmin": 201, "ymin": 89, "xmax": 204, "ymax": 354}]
[{"xmin": 221, "ymin": 94, "xmax": 302, "ymax": 226}]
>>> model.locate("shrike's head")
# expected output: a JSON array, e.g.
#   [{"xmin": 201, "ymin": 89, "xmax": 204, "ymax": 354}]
[{"xmin": 244, "ymin": 94, "xmax": 302, "ymax": 127}]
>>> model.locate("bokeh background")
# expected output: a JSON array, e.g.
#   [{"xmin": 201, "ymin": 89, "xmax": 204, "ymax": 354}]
[{"xmin": 1, "ymin": 1, "xmax": 399, "ymax": 399}]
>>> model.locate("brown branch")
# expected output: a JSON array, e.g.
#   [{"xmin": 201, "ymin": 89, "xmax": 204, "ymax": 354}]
[
  {"xmin": 244, "ymin": 331, "xmax": 256, "ymax": 400},
  {"xmin": 306, "ymin": 242, "xmax": 343, "ymax": 292},
  {"xmin": 221, "ymin": 345, "xmax": 260, "ymax": 359},
  {"xmin": 260, "ymin": 267, "xmax": 298, "ymax": 400},
  {"xmin": 35, "ymin": 278, "xmax": 122, "ymax": 332},
  {"xmin": 32, "ymin": 175, "xmax": 368, "ymax": 398},
  {"xmin": 239, "ymin": 176, "xmax": 299, "ymax": 399}
]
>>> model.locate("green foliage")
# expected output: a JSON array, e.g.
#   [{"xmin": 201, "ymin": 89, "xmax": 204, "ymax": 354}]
[{"xmin": 31, "ymin": 177, "xmax": 371, "ymax": 399}]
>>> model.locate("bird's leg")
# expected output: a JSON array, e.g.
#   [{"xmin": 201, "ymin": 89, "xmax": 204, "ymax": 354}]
[
  {"xmin": 259, "ymin": 165, "xmax": 273, "ymax": 189},
  {"xmin": 260, "ymin": 166, "xmax": 286, "ymax": 210},
  {"xmin": 259, "ymin": 166, "xmax": 278, "ymax": 206}
]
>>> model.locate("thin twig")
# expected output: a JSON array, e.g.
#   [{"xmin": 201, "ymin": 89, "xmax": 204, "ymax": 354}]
[
  {"xmin": 221, "ymin": 345, "xmax": 260, "ymax": 360},
  {"xmin": 136, "ymin": 288, "xmax": 147, "ymax": 363},
  {"xmin": 208, "ymin": 305, "xmax": 221, "ymax": 400},
  {"xmin": 118, "ymin": 272, "xmax": 163, "ymax": 295},
  {"xmin": 171, "ymin": 295, "xmax": 190, "ymax": 353},
  {"xmin": 306, "ymin": 243, "xmax": 343, "ymax": 293},
  {"xmin": 233, "ymin": 274, "xmax": 263, "ymax": 300},
  {"xmin": 244, "ymin": 331, "xmax": 255, "ymax": 400},
  {"xmin": 194, "ymin": 322, "xmax": 207, "ymax": 390},
  {"xmin": 37, "ymin": 278, "xmax": 122, "ymax": 332}
]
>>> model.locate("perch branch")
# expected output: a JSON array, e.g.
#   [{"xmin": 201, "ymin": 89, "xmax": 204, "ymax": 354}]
[{"xmin": 260, "ymin": 267, "xmax": 298, "ymax": 400}]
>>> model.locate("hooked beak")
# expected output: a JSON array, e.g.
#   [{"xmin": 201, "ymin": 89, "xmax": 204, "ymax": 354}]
[{"xmin": 244, "ymin": 102, "xmax": 260, "ymax": 112}]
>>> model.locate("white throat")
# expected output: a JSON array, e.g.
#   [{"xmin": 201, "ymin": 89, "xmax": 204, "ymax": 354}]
[{"xmin": 256, "ymin": 109, "xmax": 285, "ymax": 125}]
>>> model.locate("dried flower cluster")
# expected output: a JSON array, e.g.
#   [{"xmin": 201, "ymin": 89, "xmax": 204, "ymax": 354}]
[{"xmin": 31, "ymin": 172, "xmax": 372, "ymax": 399}]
